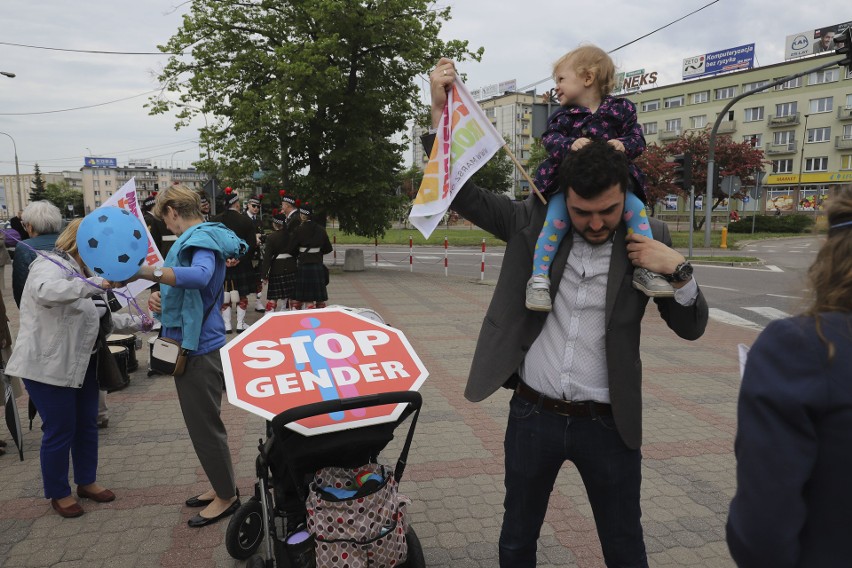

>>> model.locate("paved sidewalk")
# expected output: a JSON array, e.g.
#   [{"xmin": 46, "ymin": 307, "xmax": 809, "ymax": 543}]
[{"xmin": 0, "ymin": 268, "xmax": 756, "ymax": 567}]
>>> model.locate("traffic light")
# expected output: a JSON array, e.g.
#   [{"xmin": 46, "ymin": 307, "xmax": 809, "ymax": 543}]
[
  {"xmin": 836, "ymin": 27, "xmax": 852, "ymax": 72},
  {"xmin": 672, "ymin": 153, "xmax": 693, "ymax": 191}
]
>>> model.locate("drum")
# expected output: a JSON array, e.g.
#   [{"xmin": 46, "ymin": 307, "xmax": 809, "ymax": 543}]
[
  {"xmin": 107, "ymin": 333, "xmax": 138, "ymax": 372},
  {"xmin": 108, "ymin": 345, "xmax": 130, "ymax": 387}
]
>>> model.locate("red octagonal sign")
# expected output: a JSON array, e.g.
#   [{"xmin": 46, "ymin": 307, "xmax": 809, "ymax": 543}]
[{"xmin": 221, "ymin": 308, "xmax": 428, "ymax": 436}]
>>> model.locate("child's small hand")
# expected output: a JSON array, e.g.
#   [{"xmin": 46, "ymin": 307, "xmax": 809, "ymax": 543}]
[
  {"xmin": 571, "ymin": 137, "xmax": 591, "ymax": 151},
  {"xmin": 607, "ymin": 139, "xmax": 625, "ymax": 153}
]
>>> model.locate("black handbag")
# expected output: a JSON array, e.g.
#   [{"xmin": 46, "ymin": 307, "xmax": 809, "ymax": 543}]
[{"xmin": 96, "ymin": 335, "xmax": 130, "ymax": 393}]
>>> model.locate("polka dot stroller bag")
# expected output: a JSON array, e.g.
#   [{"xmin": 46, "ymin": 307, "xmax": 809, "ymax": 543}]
[{"xmin": 307, "ymin": 463, "xmax": 410, "ymax": 567}]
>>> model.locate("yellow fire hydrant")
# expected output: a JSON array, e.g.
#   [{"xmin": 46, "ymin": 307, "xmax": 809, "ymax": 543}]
[{"xmin": 720, "ymin": 226, "xmax": 728, "ymax": 249}]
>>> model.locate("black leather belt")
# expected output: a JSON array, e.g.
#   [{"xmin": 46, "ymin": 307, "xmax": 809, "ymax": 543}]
[{"xmin": 515, "ymin": 380, "xmax": 612, "ymax": 417}]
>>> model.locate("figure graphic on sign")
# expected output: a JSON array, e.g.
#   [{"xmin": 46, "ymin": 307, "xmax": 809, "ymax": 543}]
[
  {"xmin": 528, "ymin": 44, "xmax": 673, "ymax": 314},
  {"xmin": 310, "ymin": 318, "xmax": 368, "ymax": 418},
  {"xmin": 813, "ymin": 30, "xmax": 836, "ymax": 54},
  {"xmin": 291, "ymin": 317, "xmax": 346, "ymax": 421}
]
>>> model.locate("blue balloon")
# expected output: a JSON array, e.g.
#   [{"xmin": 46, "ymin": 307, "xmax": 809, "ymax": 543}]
[{"xmin": 77, "ymin": 207, "xmax": 148, "ymax": 281}]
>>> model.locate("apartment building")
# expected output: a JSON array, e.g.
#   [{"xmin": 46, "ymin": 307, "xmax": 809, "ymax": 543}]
[
  {"xmin": 0, "ymin": 170, "xmax": 83, "ymax": 219},
  {"xmin": 626, "ymin": 51, "xmax": 852, "ymax": 214},
  {"xmin": 82, "ymin": 164, "xmax": 206, "ymax": 213}
]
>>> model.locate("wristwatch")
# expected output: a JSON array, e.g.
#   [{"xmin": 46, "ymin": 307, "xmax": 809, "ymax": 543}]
[
  {"xmin": 153, "ymin": 267, "xmax": 164, "ymax": 283},
  {"xmin": 664, "ymin": 261, "xmax": 693, "ymax": 283}
]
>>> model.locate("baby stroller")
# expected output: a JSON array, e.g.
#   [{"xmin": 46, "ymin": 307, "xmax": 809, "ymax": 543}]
[{"xmin": 225, "ymin": 389, "xmax": 426, "ymax": 568}]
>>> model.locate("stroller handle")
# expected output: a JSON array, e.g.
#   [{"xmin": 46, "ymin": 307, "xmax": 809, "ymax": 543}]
[{"xmin": 271, "ymin": 390, "xmax": 423, "ymax": 429}]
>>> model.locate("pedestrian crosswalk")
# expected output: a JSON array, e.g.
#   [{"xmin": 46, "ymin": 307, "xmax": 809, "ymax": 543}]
[{"xmin": 709, "ymin": 306, "xmax": 792, "ymax": 332}]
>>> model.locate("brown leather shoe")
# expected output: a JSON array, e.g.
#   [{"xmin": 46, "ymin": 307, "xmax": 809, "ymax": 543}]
[
  {"xmin": 51, "ymin": 499, "xmax": 84, "ymax": 518},
  {"xmin": 76, "ymin": 486, "xmax": 116, "ymax": 503}
]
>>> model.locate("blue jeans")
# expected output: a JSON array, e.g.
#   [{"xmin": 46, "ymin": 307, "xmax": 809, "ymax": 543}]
[
  {"xmin": 499, "ymin": 393, "xmax": 648, "ymax": 568},
  {"xmin": 23, "ymin": 355, "xmax": 100, "ymax": 499}
]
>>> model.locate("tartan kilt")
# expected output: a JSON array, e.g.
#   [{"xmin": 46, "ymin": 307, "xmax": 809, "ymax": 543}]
[
  {"xmin": 267, "ymin": 271, "xmax": 296, "ymax": 301},
  {"xmin": 293, "ymin": 263, "xmax": 328, "ymax": 302},
  {"xmin": 224, "ymin": 264, "xmax": 255, "ymax": 297}
]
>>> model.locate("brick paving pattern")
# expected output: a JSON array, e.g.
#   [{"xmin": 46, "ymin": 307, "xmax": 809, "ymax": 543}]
[{"xmin": 0, "ymin": 267, "xmax": 756, "ymax": 567}]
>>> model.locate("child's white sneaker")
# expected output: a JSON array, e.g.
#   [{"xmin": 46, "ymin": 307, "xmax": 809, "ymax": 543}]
[
  {"xmin": 632, "ymin": 268, "xmax": 675, "ymax": 298},
  {"xmin": 526, "ymin": 275, "xmax": 553, "ymax": 312}
]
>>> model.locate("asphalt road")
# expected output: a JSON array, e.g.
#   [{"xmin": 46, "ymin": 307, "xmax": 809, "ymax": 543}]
[{"xmin": 330, "ymin": 236, "xmax": 822, "ymax": 333}]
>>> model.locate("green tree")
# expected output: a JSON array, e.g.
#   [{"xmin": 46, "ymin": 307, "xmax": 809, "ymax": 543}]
[
  {"xmin": 29, "ymin": 163, "xmax": 47, "ymax": 202},
  {"xmin": 471, "ymin": 149, "xmax": 514, "ymax": 195},
  {"xmin": 525, "ymin": 138, "xmax": 549, "ymax": 182},
  {"xmin": 44, "ymin": 182, "xmax": 84, "ymax": 217},
  {"xmin": 150, "ymin": 0, "xmax": 482, "ymax": 238}
]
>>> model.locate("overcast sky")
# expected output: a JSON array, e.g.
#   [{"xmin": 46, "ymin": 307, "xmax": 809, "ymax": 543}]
[{"xmin": 0, "ymin": 0, "xmax": 848, "ymax": 176}]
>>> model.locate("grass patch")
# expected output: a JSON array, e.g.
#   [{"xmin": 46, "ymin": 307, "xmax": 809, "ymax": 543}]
[{"xmin": 329, "ymin": 227, "xmax": 809, "ymax": 249}]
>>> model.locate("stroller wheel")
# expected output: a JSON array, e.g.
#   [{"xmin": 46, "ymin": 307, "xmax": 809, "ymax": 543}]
[
  {"xmin": 401, "ymin": 526, "xmax": 426, "ymax": 568},
  {"xmin": 225, "ymin": 498, "xmax": 265, "ymax": 560}
]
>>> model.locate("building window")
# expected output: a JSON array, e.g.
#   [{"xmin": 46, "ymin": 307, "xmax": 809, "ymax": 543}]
[
  {"xmin": 690, "ymin": 115, "xmax": 707, "ymax": 129},
  {"xmin": 774, "ymin": 130, "xmax": 795, "ymax": 145},
  {"xmin": 664, "ymin": 95, "xmax": 684, "ymax": 108},
  {"xmin": 843, "ymin": 124, "xmax": 852, "ymax": 140},
  {"xmin": 715, "ymin": 86, "xmax": 737, "ymax": 100},
  {"xmin": 104, "ymin": 180, "xmax": 111, "ymax": 186},
  {"xmin": 775, "ymin": 101, "xmax": 798, "ymax": 117},
  {"xmin": 641, "ymin": 122, "xmax": 657, "ymax": 135},
  {"xmin": 95, "ymin": 200, "xmax": 101, "ymax": 207},
  {"xmin": 804, "ymin": 157, "xmax": 829, "ymax": 172},
  {"xmin": 743, "ymin": 134, "xmax": 763, "ymax": 147},
  {"xmin": 641, "ymin": 100, "xmax": 660, "ymax": 112},
  {"xmin": 742, "ymin": 80, "xmax": 770, "ymax": 93},
  {"xmin": 841, "ymin": 155, "xmax": 852, "ymax": 170},
  {"xmin": 847, "ymin": 94, "xmax": 852, "ymax": 109},
  {"xmin": 806, "ymin": 127, "xmax": 831, "ymax": 143},
  {"xmin": 774, "ymin": 76, "xmax": 802, "ymax": 90},
  {"xmin": 743, "ymin": 107, "xmax": 764, "ymax": 122},
  {"xmin": 808, "ymin": 68, "xmax": 840, "ymax": 85},
  {"xmin": 94, "ymin": 190, "xmax": 100, "ymax": 196},
  {"xmin": 809, "ymin": 97, "xmax": 833, "ymax": 114},
  {"xmin": 665, "ymin": 118, "xmax": 681, "ymax": 132},
  {"xmin": 772, "ymin": 159, "xmax": 793, "ymax": 173},
  {"xmin": 690, "ymin": 91, "xmax": 709, "ymax": 104}
]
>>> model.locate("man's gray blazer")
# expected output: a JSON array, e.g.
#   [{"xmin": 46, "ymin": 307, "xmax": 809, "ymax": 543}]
[{"xmin": 451, "ymin": 182, "xmax": 709, "ymax": 449}]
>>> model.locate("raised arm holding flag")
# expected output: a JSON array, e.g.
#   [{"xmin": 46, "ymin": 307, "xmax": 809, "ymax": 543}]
[{"xmin": 408, "ymin": 58, "xmax": 544, "ymax": 239}]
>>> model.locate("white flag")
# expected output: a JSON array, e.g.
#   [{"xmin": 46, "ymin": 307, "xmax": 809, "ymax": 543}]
[
  {"xmin": 409, "ymin": 75, "xmax": 505, "ymax": 238},
  {"xmin": 99, "ymin": 178, "xmax": 163, "ymax": 304}
]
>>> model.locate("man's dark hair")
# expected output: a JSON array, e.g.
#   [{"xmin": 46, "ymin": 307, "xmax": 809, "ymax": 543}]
[{"xmin": 556, "ymin": 138, "xmax": 630, "ymax": 199}]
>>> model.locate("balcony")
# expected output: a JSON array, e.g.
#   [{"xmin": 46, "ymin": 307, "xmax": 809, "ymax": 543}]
[
  {"xmin": 838, "ymin": 106, "xmax": 852, "ymax": 121},
  {"xmin": 659, "ymin": 129, "xmax": 682, "ymax": 141},
  {"xmin": 768, "ymin": 112, "xmax": 800, "ymax": 127},
  {"xmin": 836, "ymin": 136, "xmax": 852, "ymax": 150},
  {"xmin": 717, "ymin": 120, "xmax": 737, "ymax": 134},
  {"xmin": 765, "ymin": 141, "xmax": 798, "ymax": 155}
]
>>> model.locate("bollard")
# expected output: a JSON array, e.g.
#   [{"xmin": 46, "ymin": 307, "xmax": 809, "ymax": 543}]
[
  {"xmin": 720, "ymin": 226, "xmax": 728, "ymax": 249},
  {"xmin": 409, "ymin": 235, "xmax": 413, "ymax": 272},
  {"xmin": 480, "ymin": 238, "xmax": 486, "ymax": 281},
  {"xmin": 374, "ymin": 237, "xmax": 379, "ymax": 267},
  {"xmin": 332, "ymin": 234, "xmax": 337, "ymax": 266},
  {"xmin": 343, "ymin": 248, "xmax": 365, "ymax": 272},
  {"xmin": 444, "ymin": 236, "xmax": 448, "ymax": 277}
]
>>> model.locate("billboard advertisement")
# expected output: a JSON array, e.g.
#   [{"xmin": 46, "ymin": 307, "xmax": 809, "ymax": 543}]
[
  {"xmin": 613, "ymin": 69, "xmax": 658, "ymax": 94},
  {"xmin": 682, "ymin": 44, "xmax": 755, "ymax": 80},
  {"xmin": 84, "ymin": 157, "xmax": 117, "ymax": 168},
  {"xmin": 470, "ymin": 79, "xmax": 517, "ymax": 101},
  {"xmin": 785, "ymin": 21, "xmax": 852, "ymax": 59}
]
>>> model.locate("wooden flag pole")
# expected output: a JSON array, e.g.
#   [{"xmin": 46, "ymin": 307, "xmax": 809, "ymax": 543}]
[{"xmin": 502, "ymin": 143, "xmax": 547, "ymax": 204}]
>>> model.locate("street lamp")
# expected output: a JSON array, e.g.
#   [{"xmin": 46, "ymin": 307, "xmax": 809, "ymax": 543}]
[
  {"xmin": 0, "ymin": 131, "xmax": 23, "ymax": 214},
  {"xmin": 170, "ymin": 149, "xmax": 186, "ymax": 169},
  {"xmin": 797, "ymin": 114, "xmax": 811, "ymax": 216}
]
